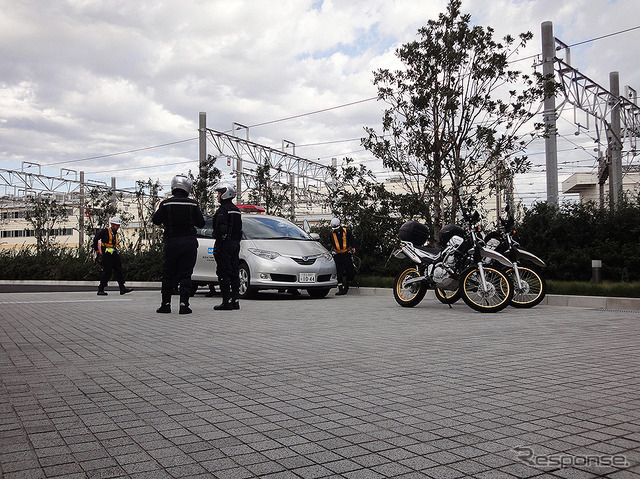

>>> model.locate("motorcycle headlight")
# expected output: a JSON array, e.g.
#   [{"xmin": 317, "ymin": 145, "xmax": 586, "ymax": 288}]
[{"xmin": 248, "ymin": 248, "xmax": 281, "ymax": 260}]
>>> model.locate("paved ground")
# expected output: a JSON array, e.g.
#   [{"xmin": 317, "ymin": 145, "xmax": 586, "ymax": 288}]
[{"xmin": 1, "ymin": 289, "xmax": 639, "ymax": 479}]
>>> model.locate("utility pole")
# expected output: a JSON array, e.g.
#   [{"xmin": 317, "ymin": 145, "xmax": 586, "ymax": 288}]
[
  {"xmin": 111, "ymin": 177, "xmax": 117, "ymax": 209},
  {"xmin": 609, "ymin": 72, "xmax": 623, "ymax": 206},
  {"xmin": 79, "ymin": 171, "xmax": 85, "ymax": 253},
  {"xmin": 541, "ymin": 21, "xmax": 559, "ymax": 206},
  {"xmin": 199, "ymin": 111, "xmax": 207, "ymax": 173}
]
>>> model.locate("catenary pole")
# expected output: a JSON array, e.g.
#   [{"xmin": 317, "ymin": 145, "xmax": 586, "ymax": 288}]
[
  {"xmin": 542, "ymin": 21, "xmax": 559, "ymax": 206},
  {"xmin": 609, "ymin": 72, "xmax": 622, "ymax": 206}
]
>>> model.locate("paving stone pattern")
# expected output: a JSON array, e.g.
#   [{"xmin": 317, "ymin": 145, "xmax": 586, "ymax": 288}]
[{"xmin": 1, "ymin": 290, "xmax": 639, "ymax": 478}]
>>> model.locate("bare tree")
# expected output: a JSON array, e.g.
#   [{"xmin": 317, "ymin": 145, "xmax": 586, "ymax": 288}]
[{"xmin": 24, "ymin": 195, "xmax": 69, "ymax": 252}]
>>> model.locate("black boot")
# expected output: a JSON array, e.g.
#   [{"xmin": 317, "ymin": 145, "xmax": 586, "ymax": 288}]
[
  {"xmin": 120, "ymin": 287, "xmax": 133, "ymax": 295},
  {"xmin": 214, "ymin": 301, "xmax": 234, "ymax": 311},
  {"xmin": 335, "ymin": 284, "xmax": 346, "ymax": 296},
  {"xmin": 215, "ymin": 279, "xmax": 233, "ymax": 310},
  {"xmin": 156, "ymin": 304, "xmax": 171, "ymax": 313},
  {"xmin": 156, "ymin": 292, "xmax": 171, "ymax": 313},
  {"xmin": 179, "ymin": 290, "xmax": 191, "ymax": 314},
  {"xmin": 97, "ymin": 288, "xmax": 108, "ymax": 296}
]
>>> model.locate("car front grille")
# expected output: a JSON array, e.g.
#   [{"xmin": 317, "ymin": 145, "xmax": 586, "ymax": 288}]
[{"xmin": 292, "ymin": 257, "xmax": 317, "ymax": 265}]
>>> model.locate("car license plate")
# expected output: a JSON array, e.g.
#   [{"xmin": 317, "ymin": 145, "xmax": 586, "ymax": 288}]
[{"xmin": 299, "ymin": 272, "xmax": 316, "ymax": 283}]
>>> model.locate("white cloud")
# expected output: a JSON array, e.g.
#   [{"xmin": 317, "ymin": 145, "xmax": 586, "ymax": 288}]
[{"xmin": 0, "ymin": 0, "xmax": 638, "ymax": 201}]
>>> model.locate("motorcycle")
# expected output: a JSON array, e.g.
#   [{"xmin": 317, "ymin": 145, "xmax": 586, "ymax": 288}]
[
  {"xmin": 483, "ymin": 205, "xmax": 547, "ymax": 308},
  {"xmin": 391, "ymin": 211, "xmax": 515, "ymax": 313}
]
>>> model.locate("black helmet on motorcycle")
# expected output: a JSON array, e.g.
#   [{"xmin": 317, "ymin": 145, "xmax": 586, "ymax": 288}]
[{"xmin": 438, "ymin": 225, "xmax": 465, "ymax": 246}]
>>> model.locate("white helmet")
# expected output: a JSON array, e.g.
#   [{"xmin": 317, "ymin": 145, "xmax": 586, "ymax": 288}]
[
  {"xmin": 110, "ymin": 216, "xmax": 122, "ymax": 225},
  {"xmin": 330, "ymin": 217, "xmax": 341, "ymax": 230},
  {"xmin": 215, "ymin": 182, "xmax": 236, "ymax": 200},
  {"xmin": 171, "ymin": 174, "xmax": 192, "ymax": 195}
]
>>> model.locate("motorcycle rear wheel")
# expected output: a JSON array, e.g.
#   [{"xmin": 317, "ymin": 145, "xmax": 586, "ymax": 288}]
[
  {"xmin": 507, "ymin": 266, "xmax": 546, "ymax": 308},
  {"xmin": 393, "ymin": 267, "xmax": 427, "ymax": 307},
  {"xmin": 435, "ymin": 287, "xmax": 460, "ymax": 304},
  {"xmin": 460, "ymin": 266, "xmax": 513, "ymax": 313}
]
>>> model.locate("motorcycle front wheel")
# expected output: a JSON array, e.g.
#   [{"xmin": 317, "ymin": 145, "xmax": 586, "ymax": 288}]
[
  {"xmin": 507, "ymin": 266, "xmax": 546, "ymax": 308},
  {"xmin": 393, "ymin": 267, "xmax": 427, "ymax": 307},
  {"xmin": 435, "ymin": 287, "xmax": 460, "ymax": 304},
  {"xmin": 460, "ymin": 266, "xmax": 513, "ymax": 313}
]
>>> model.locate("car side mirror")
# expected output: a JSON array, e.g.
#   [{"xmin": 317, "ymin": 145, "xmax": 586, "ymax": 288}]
[{"xmin": 309, "ymin": 232, "xmax": 320, "ymax": 240}]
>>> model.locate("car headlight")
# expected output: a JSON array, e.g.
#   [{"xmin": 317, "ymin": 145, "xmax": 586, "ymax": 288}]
[
  {"xmin": 320, "ymin": 252, "xmax": 333, "ymax": 263},
  {"xmin": 248, "ymin": 248, "xmax": 281, "ymax": 260}
]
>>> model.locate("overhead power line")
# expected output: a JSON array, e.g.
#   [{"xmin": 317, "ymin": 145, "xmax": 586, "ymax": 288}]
[{"xmin": 43, "ymin": 138, "xmax": 198, "ymax": 167}]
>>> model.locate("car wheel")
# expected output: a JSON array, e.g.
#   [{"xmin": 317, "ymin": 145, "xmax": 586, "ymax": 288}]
[
  {"xmin": 238, "ymin": 263, "xmax": 255, "ymax": 299},
  {"xmin": 307, "ymin": 288, "xmax": 330, "ymax": 299}
]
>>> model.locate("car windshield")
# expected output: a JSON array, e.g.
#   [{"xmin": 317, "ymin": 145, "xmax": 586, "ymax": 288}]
[{"xmin": 243, "ymin": 216, "xmax": 310, "ymax": 240}]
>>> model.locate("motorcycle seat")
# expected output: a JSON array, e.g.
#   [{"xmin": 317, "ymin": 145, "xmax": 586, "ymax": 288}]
[{"xmin": 415, "ymin": 245, "xmax": 440, "ymax": 255}]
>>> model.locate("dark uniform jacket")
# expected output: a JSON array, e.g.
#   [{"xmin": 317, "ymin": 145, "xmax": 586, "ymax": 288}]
[
  {"xmin": 152, "ymin": 196, "xmax": 205, "ymax": 236},
  {"xmin": 213, "ymin": 200, "xmax": 242, "ymax": 242}
]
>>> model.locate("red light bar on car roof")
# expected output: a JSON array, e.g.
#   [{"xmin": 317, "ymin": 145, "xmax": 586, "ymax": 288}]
[{"xmin": 236, "ymin": 204, "xmax": 266, "ymax": 213}]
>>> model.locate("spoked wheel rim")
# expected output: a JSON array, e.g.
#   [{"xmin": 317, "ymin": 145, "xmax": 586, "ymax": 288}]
[
  {"xmin": 238, "ymin": 265, "xmax": 250, "ymax": 297},
  {"xmin": 393, "ymin": 267, "xmax": 427, "ymax": 307},
  {"xmin": 397, "ymin": 268, "xmax": 421, "ymax": 301},
  {"xmin": 509, "ymin": 266, "xmax": 546, "ymax": 308},
  {"xmin": 461, "ymin": 267, "xmax": 513, "ymax": 313}
]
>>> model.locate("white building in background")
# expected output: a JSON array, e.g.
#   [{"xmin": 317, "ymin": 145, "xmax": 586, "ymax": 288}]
[
  {"xmin": 0, "ymin": 192, "xmax": 142, "ymax": 250},
  {"xmin": 2, "ymin": 170, "xmax": 521, "ymax": 249},
  {"xmin": 562, "ymin": 170, "xmax": 640, "ymax": 204}
]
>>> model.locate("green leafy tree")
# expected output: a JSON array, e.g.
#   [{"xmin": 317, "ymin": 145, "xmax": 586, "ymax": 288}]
[
  {"xmin": 247, "ymin": 161, "xmax": 292, "ymax": 219},
  {"xmin": 323, "ymin": 158, "xmax": 424, "ymax": 274},
  {"xmin": 363, "ymin": 0, "xmax": 554, "ymax": 235},
  {"xmin": 23, "ymin": 195, "xmax": 69, "ymax": 252},
  {"xmin": 189, "ymin": 154, "xmax": 222, "ymax": 215}
]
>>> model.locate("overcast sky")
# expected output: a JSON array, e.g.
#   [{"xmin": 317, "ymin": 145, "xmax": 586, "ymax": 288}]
[{"xmin": 1, "ymin": 0, "xmax": 639, "ymax": 204}]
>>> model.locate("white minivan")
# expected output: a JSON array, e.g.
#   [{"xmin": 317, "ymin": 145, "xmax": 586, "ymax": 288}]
[{"xmin": 191, "ymin": 210, "xmax": 338, "ymax": 298}]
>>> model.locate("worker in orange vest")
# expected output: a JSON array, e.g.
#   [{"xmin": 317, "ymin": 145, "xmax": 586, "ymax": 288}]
[
  {"xmin": 330, "ymin": 217, "xmax": 356, "ymax": 295},
  {"xmin": 92, "ymin": 216, "xmax": 133, "ymax": 296}
]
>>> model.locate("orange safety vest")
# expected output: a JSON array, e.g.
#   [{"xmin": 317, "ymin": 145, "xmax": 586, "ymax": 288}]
[
  {"xmin": 102, "ymin": 228, "xmax": 119, "ymax": 249},
  {"xmin": 332, "ymin": 227, "xmax": 349, "ymax": 253}
]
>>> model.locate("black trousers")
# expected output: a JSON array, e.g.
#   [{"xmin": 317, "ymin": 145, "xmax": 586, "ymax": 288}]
[
  {"xmin": 99, "ymin": 251, "xmax": 125, "ymax": 290},
  {"xmin": 334, "ymin": 253, "xmax": 355, "ymax": 284},
  {"xmin": 161, "ymin": 236, "xmax": 198, "ymax": 300},
  {"xmin": 214, "ymin": 240, "xmax": 240, "ymax": 301}
]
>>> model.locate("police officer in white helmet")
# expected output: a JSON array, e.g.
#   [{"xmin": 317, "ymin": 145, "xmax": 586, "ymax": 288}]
[
  {"xmin": 152, "ymin": 175, "xmax": 205, "ymax": 314},
  {"xmin": 212, "ymin": 181, "xmax": 243, "ymax": 310}
]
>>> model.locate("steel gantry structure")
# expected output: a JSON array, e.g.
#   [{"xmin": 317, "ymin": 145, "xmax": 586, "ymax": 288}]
[
  {"xmin": 542, "ymin": 21, "xmax": 640, "ymax": 207},
  {"xmin": 200, "ymin": 114, "xmax": 335, "ymax": 220}
]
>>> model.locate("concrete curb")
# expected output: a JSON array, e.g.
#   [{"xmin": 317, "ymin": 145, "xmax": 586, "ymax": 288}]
[
  {"xmin": 349, "ymin": 287, "xmax": 640, "ymax": 310},
  {"xmin": 1, "ymin": 280, "xmax": 639, "ymax": 310}
]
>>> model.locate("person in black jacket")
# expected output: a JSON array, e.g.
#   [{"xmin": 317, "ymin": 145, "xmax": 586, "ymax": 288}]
[
  {"xmin": 92, "ymin": 216, "xmax": 133, "ymax": 296},
  {"xmin": 152, "ymin": 175, "xmax": 205, "ymax": 314},
  {"xmin": 212, "ymin": 182, "xmax": 242, "ymax": 311},
  {"xmin": 330, "ymin": 217, "xmax": 357, "ymax": 295}
]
